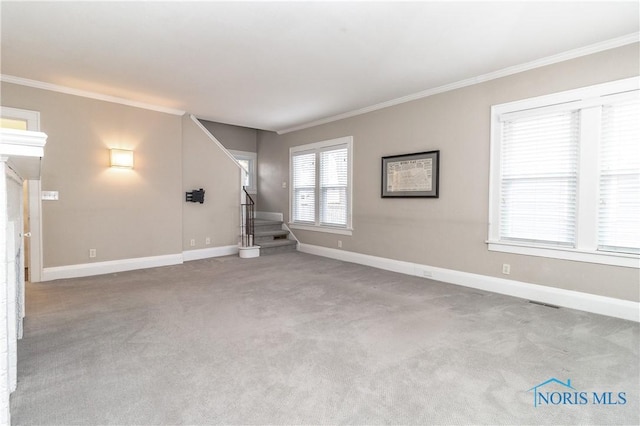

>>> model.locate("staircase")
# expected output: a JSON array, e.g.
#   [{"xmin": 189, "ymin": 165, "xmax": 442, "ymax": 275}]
[{"xmin": 254, "ymin": 219, "xmax": 297, "ymax": 255}]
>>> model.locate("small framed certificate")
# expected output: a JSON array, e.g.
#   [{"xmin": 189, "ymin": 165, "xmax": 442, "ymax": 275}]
[{"xmin": 381, "ymin": 150, "xmax": 440, "ymax": 198}]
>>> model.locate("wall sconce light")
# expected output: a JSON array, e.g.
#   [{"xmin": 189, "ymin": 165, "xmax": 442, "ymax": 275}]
[{"xmin": 110, "ymin": 148, "xmax": 134, "ymax": 169}]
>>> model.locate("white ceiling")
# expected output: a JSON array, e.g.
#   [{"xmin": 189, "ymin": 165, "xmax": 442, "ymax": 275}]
[{"xmin": 1, "ymin": 2, "xmax": 638, "ymax": 133}]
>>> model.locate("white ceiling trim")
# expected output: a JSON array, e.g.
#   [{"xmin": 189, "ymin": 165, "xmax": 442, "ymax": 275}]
[
  {"xmin": 276, "ymin": 32, "xmax": 640, "ymax": 135},
  {"xmin": 0, "ymin": 74, "xmax": 186, "ymax": 116}
]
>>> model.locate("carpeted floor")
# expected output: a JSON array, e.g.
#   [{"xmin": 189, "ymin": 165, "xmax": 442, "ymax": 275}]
[{"xmin": 11, "ymin": 252, "xmax": 639, "ymax": 425}]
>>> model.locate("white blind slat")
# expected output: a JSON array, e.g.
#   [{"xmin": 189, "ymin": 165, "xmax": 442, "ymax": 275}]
[
  {"xmin": 500, "ymin": 110, "xmax": 579, "ymax": 246},
  {"xmin": 292, "ymin": 152, "xmax": 316, "ymax": 223},
  {"xmin": 320, "ymin": 147, "xmax": 348, "ymax": 226},
  {"xmin": 598, "ymin": 100, "xmax": 640, "ymax": 253}
]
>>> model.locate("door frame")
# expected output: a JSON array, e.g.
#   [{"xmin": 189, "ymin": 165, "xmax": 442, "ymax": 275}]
[{"xmin": 1, "ymin": 106, "xmax": 43, "ymax": 282}]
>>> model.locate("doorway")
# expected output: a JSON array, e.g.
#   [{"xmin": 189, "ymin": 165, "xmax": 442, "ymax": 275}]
[{"xmin": 0, "ymin": 106, "xmax": 43, "ymax": 282}]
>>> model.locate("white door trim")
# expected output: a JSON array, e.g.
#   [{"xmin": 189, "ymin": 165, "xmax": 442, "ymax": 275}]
[{"xmin": 1, "ymin": 107, "xmax": 43, "ymax": 282}]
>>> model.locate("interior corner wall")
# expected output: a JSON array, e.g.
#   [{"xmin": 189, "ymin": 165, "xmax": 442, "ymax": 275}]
[
  {"xmin": 256, "ymin": 43, "xmax": 640, "ymax": 302},
  {"xmin": 199, "ymin": 119, "xmax": 258, "ymax": 153},
  {"xmin": 181, "ymin": 115, "xmax": 240, "ymax": 251},
  {"xmin": 256, "ymin": 129, "xmax": 285, "ymax": 213},
  {"xmin": 0, "ymin": 82, "xmax": 183, "ymax": 268}
]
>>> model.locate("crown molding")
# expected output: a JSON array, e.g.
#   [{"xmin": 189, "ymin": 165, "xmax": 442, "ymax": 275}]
[
  {"xmin": 2, "ymin": 31, "xmax": 637, "ymax": 129},
  {"xmin": 276, "ymin": 32, "xmax": 640, "ymax": 135},
  {"xmin": 0, "ymin": 74, "xmax": 186, "ymax": 116}
]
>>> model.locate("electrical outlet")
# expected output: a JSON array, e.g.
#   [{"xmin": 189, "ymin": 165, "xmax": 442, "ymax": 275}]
[
  {"xmin": 190, "ymin": 239, "xmax": 196, "ymax": 247},
  {"xmin": 89, "ymin": 248, "xmax": 96, "ymax": 258},
  {"xmin": 422, "ymin": 270, "xmax": 433, "ymax": 278},
  {"xmin": 502, "ymin": 264, "xmax": 511, "ymax": 275},
  {"xmin": 205, "ymin": 237, "xmax": 211, "ymax": 245},
  {"xmin": 338, "ymin": 240, "xmax": 342, "ymax": 248},
  {"xmin": 282, "ymin": 181, "xmax": 287, "ymax": 188}
]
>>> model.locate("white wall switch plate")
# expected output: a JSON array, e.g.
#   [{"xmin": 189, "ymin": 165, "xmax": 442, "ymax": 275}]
[{"xmin": 42, "ymin": 191, "xmax": 59, "ymax": 200}]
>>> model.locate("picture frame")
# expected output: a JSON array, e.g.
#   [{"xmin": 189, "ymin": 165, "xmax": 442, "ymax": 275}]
[{"xmin": 381, "ymin": 150, "xmax": 440, "ymax": 198}]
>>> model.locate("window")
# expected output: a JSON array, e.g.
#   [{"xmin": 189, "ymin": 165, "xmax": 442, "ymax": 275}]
[
  {"xmin": 1, "ymin": 106, "xmax": 40, "ymax": 131},
  {"xmin": 599, "ymin": 100, "xmax": 640, "ymax": 254},
  {"xmin": 290, "ymin": 136, "xmax": 353, "ymax": 235},
  {"xmin": 229, "ymin": 150, "xmax": 257, "ymax": 194},
  {"xmin": 489, "ymin": 77, "xmax": 639, "ymax": 267},
  {"xmin": 499, "ymin": 110, "xmax": 579, "ymax": 247}
]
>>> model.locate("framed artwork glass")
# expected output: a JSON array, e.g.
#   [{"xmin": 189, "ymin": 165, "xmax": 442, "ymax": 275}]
[{"xmin": 381, "ymin": 150, "xmax": 440, "ymax": 198}]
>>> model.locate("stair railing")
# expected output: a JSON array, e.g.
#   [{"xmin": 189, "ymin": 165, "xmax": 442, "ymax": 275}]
[{"xmin": 240, "ymin": 187, "xmax": 255, "ymax": 247}]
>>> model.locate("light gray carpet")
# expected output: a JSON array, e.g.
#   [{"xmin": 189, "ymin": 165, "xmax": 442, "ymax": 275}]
[{"xmin": 11, "ymin": 252, "xmax": 639, "ymax": 425}]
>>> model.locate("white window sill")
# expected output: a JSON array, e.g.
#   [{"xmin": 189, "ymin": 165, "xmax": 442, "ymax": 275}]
[
  {"xmin": 289, "ymin": 223, "xmax": 353, "ymax": 236},
  {"xmin": 487, "ymin": 241, "xmax": 639, "ymax": 268}
]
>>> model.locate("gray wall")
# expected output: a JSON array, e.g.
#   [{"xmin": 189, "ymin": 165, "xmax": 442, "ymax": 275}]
[
  {"xmin": 183, "ymin": 116, "xmax": 240, "ymax": 250},
  {"xmin": 1, "ymin": 83, "xmax": 184, "ymax": 267},
  {"xmin": 199, "ymin": 119, "xmax": 257, "ymax": 153},
  {"xmin": 257, "ymin": 43, "xmax": 640, "ymax": 302},
  {"xmin": 1, "ymin": 83, "xmax": 241, "ymax": 268}
]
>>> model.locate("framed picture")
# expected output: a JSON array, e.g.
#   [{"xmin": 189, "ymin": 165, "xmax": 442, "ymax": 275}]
[{"xmin": 381, "ymin": 150, "xmax": 440, "ymax": 198}]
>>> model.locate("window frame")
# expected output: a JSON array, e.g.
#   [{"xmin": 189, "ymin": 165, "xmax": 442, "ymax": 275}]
[
  {"xmin": 229, "ymin": 150, "xmax": 257, "ymax": 194},
  {"xmin": 1, "ymin": 106, "xmax": 40, "ymax": 131},
  {"xmin": 488, "ymin": 77, "xmax": 639, "ymax": 268},
  {"xmin": 289, "ymin": 136, "xmax": 353, "ymax": 236}
]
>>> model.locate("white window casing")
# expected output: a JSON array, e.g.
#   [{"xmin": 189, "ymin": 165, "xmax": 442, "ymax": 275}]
[
  {"xmin": 229, "ymin": 150, "xmax": 257, "ymax": 194},
  {"xmin": 0, "ymin": 106, "xmax": 40, "ymax": 131},
  {"xmin": 290, "ymin": 136, "xmax": 353, "ymax": 235},
  {"xmin": 489, "ymin": 77, "xmax": 640, "ymax": 268}
]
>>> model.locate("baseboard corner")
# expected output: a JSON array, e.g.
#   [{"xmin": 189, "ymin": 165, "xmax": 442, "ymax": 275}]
[{"xmin": 182, "ymin": 245, "xmax": 239, "ymax": 262}]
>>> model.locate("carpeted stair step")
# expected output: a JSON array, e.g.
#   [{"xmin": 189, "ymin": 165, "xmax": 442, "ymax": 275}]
[
  {"xmin": 250, "ymin": 219, "xmax": 297, "ymax": 255},
  {"xmin": 258, "ymin": 239, "xmax": 297, "ymax": 255},
  {"xmin": 253, "ymin": 219, "xmax": 285, "ymax": 232},
  {"xmin": 254, "ymin": 230, "xmax": 290, "ymax": 245}
]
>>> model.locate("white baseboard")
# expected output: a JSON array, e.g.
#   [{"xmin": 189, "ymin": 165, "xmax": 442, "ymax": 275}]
[
  {"xmin": 282, "ymin": 222, "xmax": 299, "ymax": 243},
  {"xmin": 42, "ymin": 253, "xmax": 183, "ymax": 281},
  {"xmin": 42, "ymin": 244, "xmax": 241, "ymax": 281},
  {"xmin": 256, "ymin": 211, "xmax": 284, "ymax": 221},
  {"xmin": 183, "ymin": 245, "xmax": 238, "ymax": 261},
  {"xmin": 298, "ymin": 243, "xmax": 640, "ymax": 322}
]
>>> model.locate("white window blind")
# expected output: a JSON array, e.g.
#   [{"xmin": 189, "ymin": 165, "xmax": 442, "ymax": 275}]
[
  {"xmin": 292, "ymin": 152, "xmax": 316, "ymax": 223},
  {"xmin": 598, "ymin": 99, "xmax": 640, "ymax": 254},
  {"xmin": 320, "ymin": 147, "xmax": 348, "ymax": 226},
  {"xmin": 500, "ymin": 110, "xmax": 579, "ymax": 246},
  {"xmin": 489, "ymin": 77, "xmax": 639, "ymax": 268},
  {"xmin": 290, "ymin": 136, "xmax": 353, "ymax": 234}
]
